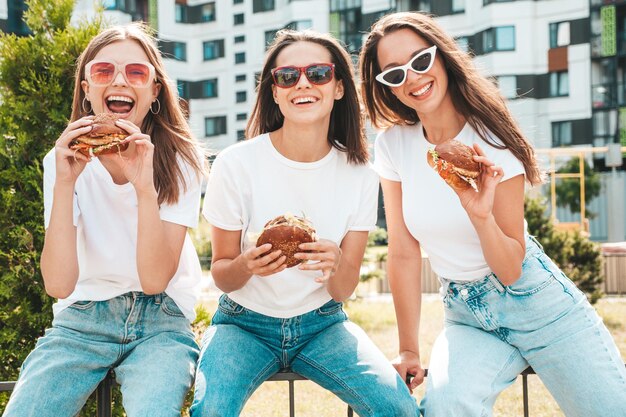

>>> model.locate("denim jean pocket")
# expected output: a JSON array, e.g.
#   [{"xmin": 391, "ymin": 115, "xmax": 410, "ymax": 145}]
[
  {"xmin": 217, "ymin": 295, "xmax": 246, "ymax": 316},
  {"xmin": 505, "ymin": 254, "xmax": 556, "ymax": 296},
  {"xmin": 161, "ymin": 295, "xmax": 186, "ymax": 318},
  {"xmin": 68, "ymin": 300, "xmax": 97, "ymax": 310},
  {"xmin": 315, "ymin": 300, "xmax": 343, "ymax": 316}
]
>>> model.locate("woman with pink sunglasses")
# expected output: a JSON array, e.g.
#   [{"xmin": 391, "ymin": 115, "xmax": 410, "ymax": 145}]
[
  {"xmin": 359, "ymin": 12, "xmax": 626, "ymax": 417},
  {"xmin": 4, "ymin": 23, "xmax": 206, "ymax": 417},
  {"xmin": 190, "ymin": 29, "xmax": 418, "ymax": 417}
]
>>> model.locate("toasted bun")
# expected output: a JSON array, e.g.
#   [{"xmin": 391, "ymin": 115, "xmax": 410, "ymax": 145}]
[
  {"xmin": 256, "ymin": 214, "xmax": 317, "ymax": 268},
  {"xmin": 427, "ymin": 140, "xmax": 480, "ymax": 192},
  {"xmin": 70, "ymin": 113, "xmax": 129, "ymax": 156}
]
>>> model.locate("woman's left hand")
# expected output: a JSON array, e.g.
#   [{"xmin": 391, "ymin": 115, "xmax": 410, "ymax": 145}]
[
  {"xmin": 110, "ymin": 119, "xmax": 155, "ymax": 193},
  {"xmin": 455, "ymin": 143, "xmax": 504, "ymax": 221},
  {"xmin": 294, "ymin": 239, "xmax": 342, "ymax": 283}
]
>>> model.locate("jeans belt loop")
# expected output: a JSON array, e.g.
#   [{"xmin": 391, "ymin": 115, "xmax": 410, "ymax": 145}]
[
  {"xmin": 488, "ymin": 273, "xmax": 505, "ymax": 293},
  {"xmin": 155, "ymin": 292, "xmax": 162, "ymax": 304}
]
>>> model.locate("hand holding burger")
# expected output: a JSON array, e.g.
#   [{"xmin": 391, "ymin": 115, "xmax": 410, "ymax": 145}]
[
  {"xmin": 256, "ymin": 214, "xmax": 317, "ymax": 268},
  {"xmin": 427, "ymin": 140, "xmax": 480, "ymax": 192},
  {"xmin": 69, "ymin": 113, "xmax": 129, "ymax": 157}
]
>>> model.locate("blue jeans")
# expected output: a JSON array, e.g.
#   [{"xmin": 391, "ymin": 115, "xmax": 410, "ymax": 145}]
[
  {"xmin": 421, "ymin": 236, "xmax": 626, "ymax": 417},
  {"xmin": 190, "ymin": 295, "xmax": 418, "ymax": 417},
  {"xmin": 3, "ymin": 292, "xmax": 199, "ymax": 417}
]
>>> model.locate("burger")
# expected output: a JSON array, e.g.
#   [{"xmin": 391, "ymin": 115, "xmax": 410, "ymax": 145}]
[
  {"xmin": 70, "ymin": 113, "xmax": 129, "ymax": 157},
  {"xmin": 256, "ymin": 214, "xmax": 317, "ymax": 268},
  {"xmin": 427, "ymin": 140, "xmax": 480, "ymax": 192}
]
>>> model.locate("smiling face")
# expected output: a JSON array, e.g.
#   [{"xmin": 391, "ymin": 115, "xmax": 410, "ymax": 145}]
[
  {"xmin": 81, "ymin": 39, "xmax": 161, "ymax": 126},
  {"xmin": 271, "ymin": 41, "xmax": 344, "ymax": 127},
  {"xmin": 376, "ymin": 28, "xmax": 450, "ymax": 117}
]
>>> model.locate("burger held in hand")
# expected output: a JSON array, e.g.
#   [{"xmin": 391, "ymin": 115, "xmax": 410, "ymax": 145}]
[
  {"xmin": 427, "ymin": 140, "xmax": 480, "ymax": 192},
  {"xmin": 256, "ymin": 214, "xmax": 317, "ymax": 268},
  {"xmin": 70, "ymin": 113, "xmax": 129, "ymax": 157}
]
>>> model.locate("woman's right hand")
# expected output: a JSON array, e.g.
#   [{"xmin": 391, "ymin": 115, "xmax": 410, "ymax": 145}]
[
  {"xmin": 392, "ymin": 350, "xmax": 426, "ymax": 393},
  {"xmin": 54, "ymin": 116, "xmax": 94, "ymax": 184},
  {"xmin": 237, "ymin": 244, "xmax": 287, "ymax": 277}
]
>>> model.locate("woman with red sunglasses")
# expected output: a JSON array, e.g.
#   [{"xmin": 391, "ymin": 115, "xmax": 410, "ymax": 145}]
[
  {"xmin": 4, "ymin": 23, "xmax": 206, "ymax": 417},
  {"xmin": 359, "ymin": 12, "xmax": 626, "ymax": 417},
  {"xmin": 190, "ymin": 29, "xmax": 419, "ymax": 417}
]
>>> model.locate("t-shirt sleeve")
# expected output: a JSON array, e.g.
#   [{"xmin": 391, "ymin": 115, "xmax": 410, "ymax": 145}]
[
  {"xmin": 348, "ymin": 165, "xmax": 380, "ymax": 231},
  {"xmin": 202, "ymin": 153, "xmax": 244, "ymax": 231},
  {"xmin": 373, "ymin": 130, "xmax": 401, "ymax": 182},
  {"xmin": 43, "ymin": 149, "xmax": 80, "ymax": 229},
  {"xmin": 159, "ymin": 159, "xmax": 203, "ymax": 229}
]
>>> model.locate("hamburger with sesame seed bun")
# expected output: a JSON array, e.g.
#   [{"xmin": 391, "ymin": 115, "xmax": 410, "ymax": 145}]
[
  {"xmin": 256, "ymin": 214, "xmax": 317, "ymax": 268},
  {"xmin": 427, "ymin": 140, "xmax": 480, "ymax": 192},
  {"xmin": 70, "ymin": 113, "xmax": 129, "ymax": 157}
]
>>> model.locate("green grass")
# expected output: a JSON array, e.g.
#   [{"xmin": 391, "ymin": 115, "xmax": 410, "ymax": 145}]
[{"xmin": 196, "ymin": 294, "xmax": 626, "ymax": 417}]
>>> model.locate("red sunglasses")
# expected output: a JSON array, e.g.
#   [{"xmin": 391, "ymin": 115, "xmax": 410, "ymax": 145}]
[{"xmin": 271, "ymin": 63, "xmax": 335, "ymax": 88}]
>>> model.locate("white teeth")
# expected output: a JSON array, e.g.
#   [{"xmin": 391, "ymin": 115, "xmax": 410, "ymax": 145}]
[
  {"xmin": 107, "ymin": 95, "xmax": 134, "ymax": 103},
  {"xmin": 411, "ymin": 82, "xmax": 432, "ymax": 97},
  {"xmin": 292, "ymin": 96, "xmax": 317, "ymax": 104}
]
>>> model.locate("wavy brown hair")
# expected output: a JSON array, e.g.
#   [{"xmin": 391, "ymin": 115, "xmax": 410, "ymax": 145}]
[
  {"xmin": 359, "ymin": 12, "xmax": 542, "ymax": 185},
  {"xmin": 246, "ymin": 29, "xmax": 368, "ymax": 165},
  {"xmin": 71, "ymin": 23, "xmax": 206, "ymax": 204}
]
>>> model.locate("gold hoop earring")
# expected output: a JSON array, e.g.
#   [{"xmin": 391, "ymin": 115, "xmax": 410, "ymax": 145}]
[
  {"xmin": 150, "ymin": 98, "xmax": 161, "ymax": 114},
  {"xmin": 82, "ymin": 97, "xmax": 92, "ymax": 114}
]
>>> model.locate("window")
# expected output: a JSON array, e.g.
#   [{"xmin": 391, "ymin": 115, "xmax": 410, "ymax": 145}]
[
  {"xmin": 497, "ymin": 75, "xmax": 517, "ymax": 99},
  {"xmin": 234, "ymin": 35, "xmax": 245, "ymax": 43},
  {"xmin": 285, "ymin": 20, "xmax": 312, "ymax": 31},
  {"xmin": 234, "ymin": 13, "xmax": 244, "ymax": 25},
  {"xmin": 205, "ymin": 116, "xmax": 227, "ymax": 137},
  {"xmin": 177, "ymin": 81, "xmax": 189, "ymax": 100},
  {"xmin": 201, "ymin": 3, "xmax": 216, "ymax": 22},
  {"xmin": 203, "ymin": 40, "xmax": 225, "ymax": 60},
  {"xmin": 552, "ymin": 121, "xmax": 572, "ymax": 147},
  {"xmin": 550, "ymin": 71, "xmax": 569, "ymax": 97},
  {"xmin": 202, "ymin": 79, "xmax": 218, "ymax": 98},
  {"xmin": 236, "ymin": 112, "xmax": 248, "ymax": 121},
  {"xmin": 173, "ymin": 42, "xmax": 187, "ymax": 61},
  {"xmin": 235, "ymin": 52, "xmax": 246, "ymax": 64},
  {"xmin": 175, "ymin": 4, "xmax": 186, "ymax": 22},
  {"xmin": 550, "ymin": 22, "xmax": 570, "ymax": 48},
  {"xmin": 234, "ymin": 0, "xmax": 243, "ymax": 3},
  {"xmin": 452, "ymin": 0, "xmax": 465, "ymax": 13},
  {"xmin": 483, "ymin": 26, "xmax": 515, "ymax": 53},
  {"xmin": 265, "ymin": 29, "xmax": 280, "ymax": 48},
  {"xmin": 237, "ymin": 129, "xmax": 246, "ymax": 141},
  {"xmin": 235, "ymin": 74, "xmax": 247, "ymax": 82},
  {"xmin": 253, "ymin": 0, "xmax": 275, "ymax": 13},
  {"xmin": 236, "ymin": 91, "xmax": 247, "ymax": 103},
  {"xmin": 456, "ymin": 36, "xmax": 469, "ymax": 53}
]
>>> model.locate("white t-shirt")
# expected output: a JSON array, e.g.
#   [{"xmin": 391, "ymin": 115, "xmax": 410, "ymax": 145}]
[
  {"xmin": 203, "ymin": 133, "xmax": 379, "ymax": 318},
  {"xmin": 374, "ymin": 122, "xmax": 525, "ymax": 282},
  {"xmin": 43, "ymin": 150, "xmax": 203, "ymax": 321}
]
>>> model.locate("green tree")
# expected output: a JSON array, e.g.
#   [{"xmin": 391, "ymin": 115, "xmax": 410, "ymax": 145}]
[
  {"xmin": 555, "ymin": 157, "xmax": 601, "ymax": 218},
  {"xmin": 525, "ymin": 196, "xmax": 604, "ymax": 303},
  {"xmin": 0, "ymin": 0, "xmax": 104, "ymax": 410}
]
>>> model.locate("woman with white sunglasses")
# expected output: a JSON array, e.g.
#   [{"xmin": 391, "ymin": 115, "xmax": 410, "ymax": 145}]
[
  {"xmin": 190, "ymin": 29, "xmax": 419, "ymax": 417},
  {"xmin": 359, "ymin": 12, "xmax": 626, "ymax": 417},
  {"xmin": 4, "ymin": 23, "xmax": 206, "ymax": 417}
]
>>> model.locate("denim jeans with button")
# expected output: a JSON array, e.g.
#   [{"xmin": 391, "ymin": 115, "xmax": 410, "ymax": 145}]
[
  {"xmin": 190, "ymin": 295, "xmax": 419, "ymax": 417},
  {"xmin": 421, "ymin": 235, "xmax": 626, "ymax": 417},
  {"xmin": 3, "ymin": 292, "xmax": 199, "ymax": 417}
]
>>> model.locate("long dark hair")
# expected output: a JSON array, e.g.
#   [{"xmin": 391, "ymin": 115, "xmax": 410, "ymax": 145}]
[
  {"xmin": 71, "ymin": 23, "xmax": 206, "ymax": 204},
  {"xmin": 246, "ymin": 29, "xmax": 368, "ymax": 165},
  {"xmin": 359, "ymin": 12, "xmax": 542, "ymax": 185}
]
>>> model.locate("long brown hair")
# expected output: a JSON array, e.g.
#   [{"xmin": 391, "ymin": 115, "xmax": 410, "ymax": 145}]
[
  {"xmin": 71, "ymin": 23, "xmax": 206, "ymax": 204},
  {"xmin": 359, "ymin": 12, "xmax": 542, "ymax": 185},
  {"xmin": 246, "ymin": 29, "xmax": 368, "ymax": 165}
]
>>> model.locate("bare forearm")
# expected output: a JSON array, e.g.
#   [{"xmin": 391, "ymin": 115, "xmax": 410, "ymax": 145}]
[
  {"xmin": 388, "ymin": 253, "xmax": 422, "ymax": 354},
  {"xmin": 41, "ymin": 184, "xmax": 79, "ymax": 298},
  {"xmin": 471, "ymin": 213, "xmax": 524, "ymax": 285},
  {"xmin": 211, "ymin": 257, "xmax": 254, "ymax": 293},
  {"xmin": 326, "ymin": 256, "xmax": 360, "ymax": 301},
  {"xmin": 136, "ymin": 190, "xmax": 179, "ymax": 294}
]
